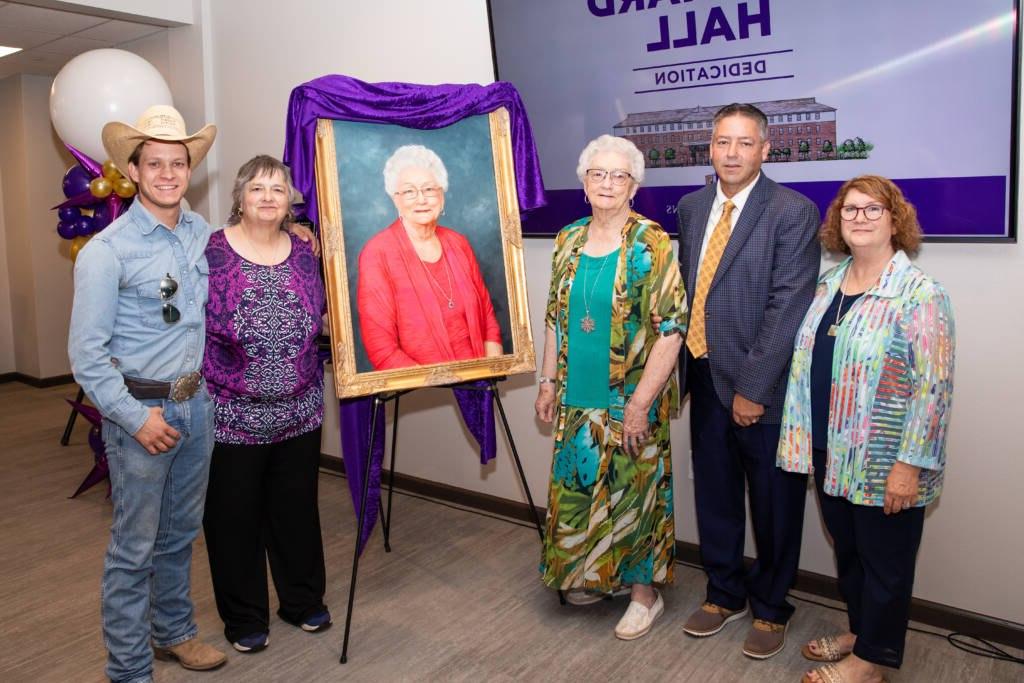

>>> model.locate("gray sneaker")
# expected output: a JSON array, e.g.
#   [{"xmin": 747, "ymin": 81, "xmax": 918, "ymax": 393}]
[{"xmin": 682, "ymin": 601, "xmax": 749, "ymax": 637}]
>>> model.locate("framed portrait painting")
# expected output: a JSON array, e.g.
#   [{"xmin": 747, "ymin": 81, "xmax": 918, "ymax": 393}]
[{"xmin": 314, "ymin": 107, "xmax": 535, "ymax": 399}]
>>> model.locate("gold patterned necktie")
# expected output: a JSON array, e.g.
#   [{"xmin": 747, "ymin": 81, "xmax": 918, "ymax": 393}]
[{"xmin": 686, "ymin": 200, "xmax": 735, "ymax": 358}]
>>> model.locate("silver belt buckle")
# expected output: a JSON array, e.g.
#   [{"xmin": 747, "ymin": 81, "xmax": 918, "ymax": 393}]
[{"xmin": 170, "ymin": 372, "xmax": 201, "ymax": 402}]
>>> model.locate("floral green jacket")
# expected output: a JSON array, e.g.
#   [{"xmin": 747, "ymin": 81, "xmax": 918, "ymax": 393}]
[{"xmin": 545, "ymin": 212, "xmax": 688, "ymax": 442}]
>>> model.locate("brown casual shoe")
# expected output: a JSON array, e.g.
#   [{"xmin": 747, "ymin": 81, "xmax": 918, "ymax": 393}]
[
  {"xmin": 153, "ymin": 637, "xmax": 227, "ymax": 671},
  {"xmin": 742, "ymin": 618, "xmax": 788, "ymax": 659},
  {"xmin": 682, "ymin": 601, "xmax": 749, "ymax": 637}
]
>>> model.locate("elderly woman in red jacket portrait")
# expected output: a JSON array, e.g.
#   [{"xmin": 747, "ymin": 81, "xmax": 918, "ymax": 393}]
[{"xmin": 357, "ymin": 144, "xmax": 503, "ymax": 370}]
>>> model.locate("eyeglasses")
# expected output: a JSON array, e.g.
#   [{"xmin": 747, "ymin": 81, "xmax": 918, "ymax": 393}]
[
  {"xmin": 585, "ymin": 169, "xmax": 634, "ymax": 186},
  {"xmin": 396, "ymin": 186, "xmax": 442, "ymax": 202},
  {"xmin": 840, "ymin": 204, "xmax": 887, "ymax": 221},
  {"xmin": 159, "ymin": 273, "xmax": 181, "ymax": 324}
]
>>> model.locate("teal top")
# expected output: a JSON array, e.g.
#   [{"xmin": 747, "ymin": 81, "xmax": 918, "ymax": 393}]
[{"xmin": 565, "ymin": 251, "xmax": 617, "ymax": 408}]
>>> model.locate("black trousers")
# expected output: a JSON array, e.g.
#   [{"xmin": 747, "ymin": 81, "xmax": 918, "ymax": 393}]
[
  {"xmin": 813, "ymin": 448, "xmax": 924, "ymax": 669},
  {"xmin": 689, "ymin": 357, "xmax": 808, "ymax": 624},
  {"xmin": 203, "ymin": 428, "xmax": 327, "ymax": 642}
]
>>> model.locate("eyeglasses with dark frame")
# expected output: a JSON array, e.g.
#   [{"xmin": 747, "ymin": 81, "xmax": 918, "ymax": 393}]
[
  {"xmin": 840, "ymin": 204, "xmax": 887, "ymax": 221},
  {"xmin": 585, "ymin": 168, "xmax": 634, "ymax": 186},
  {"xmin": 159, "ymin": 273, "xmax": 181, "ymax": 324}
]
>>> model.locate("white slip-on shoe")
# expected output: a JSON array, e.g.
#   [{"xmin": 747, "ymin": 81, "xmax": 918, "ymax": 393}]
[{"xmin": 614, "ymin": 590, "xmax": 664, "ymax": 640}]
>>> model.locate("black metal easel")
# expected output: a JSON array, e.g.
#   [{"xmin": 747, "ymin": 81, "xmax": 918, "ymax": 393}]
[
  {"xmin": 339, "ymin": 377, "xmax": 549, "ymax": 664},
  {"xmin": 60, "ymin": 386, "xmax": 86, "ymax": 446}
]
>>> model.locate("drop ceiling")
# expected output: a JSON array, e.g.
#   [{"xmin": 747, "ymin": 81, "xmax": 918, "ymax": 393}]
[{"xmin": 0, "ymin": 1, "xmax": 167, "ymax": 80}]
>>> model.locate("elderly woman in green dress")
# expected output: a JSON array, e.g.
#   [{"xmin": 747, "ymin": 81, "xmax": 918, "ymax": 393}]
[{"xmin": 534, "ymin": 134, "xmax": 687, "ymax": 640}]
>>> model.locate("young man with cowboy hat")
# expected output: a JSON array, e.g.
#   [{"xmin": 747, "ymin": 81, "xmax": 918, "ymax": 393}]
[{"xmin": 69, "ymin": 104, "xmax": 226, "ymax": 682}]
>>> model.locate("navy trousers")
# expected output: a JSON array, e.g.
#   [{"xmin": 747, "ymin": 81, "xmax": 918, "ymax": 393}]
[
  {"xmin": 689, "ymin": 357, "xmax": 808, "ymax": 624},
  {"xmin": 813, "ymin": 448, "xmax": 924, "ymax": 669}
]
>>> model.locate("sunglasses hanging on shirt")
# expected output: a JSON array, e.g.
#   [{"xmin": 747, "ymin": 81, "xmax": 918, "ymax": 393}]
[{"xmin": 159, "ymin": 273, "xmax": 181, "ymax": 324}]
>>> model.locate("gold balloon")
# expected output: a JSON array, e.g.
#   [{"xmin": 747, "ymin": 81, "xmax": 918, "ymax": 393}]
[
  {"xmin": 114, "ymin": 177, "xmax": 137, "ymax": 198},
  {"xmin": 69, "ymin": 235, "xmax": 90, "ymax": 262},
  {"xmin": 102, "ymin": 159, "xmax": 121, "ymax": 181},
  {"xmin": 89, "ymin": 176, "xmax": 113, "ymax": 198}
]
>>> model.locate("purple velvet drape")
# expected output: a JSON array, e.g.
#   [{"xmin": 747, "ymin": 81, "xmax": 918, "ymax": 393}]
[
  {"xmin": 284, "ymin": 75, "xmax": 545, "ymax": 553},
  {"xmin": 284, "ymin": 75, "xmax": 546, "ymax": 225}
]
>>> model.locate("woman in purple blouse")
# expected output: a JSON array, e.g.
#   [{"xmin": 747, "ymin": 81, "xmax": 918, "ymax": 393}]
[{"xmin": 202, "ymin": 155, "xmax": 329, "ymax": 654}]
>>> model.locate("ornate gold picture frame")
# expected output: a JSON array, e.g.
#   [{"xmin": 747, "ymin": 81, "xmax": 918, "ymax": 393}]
[{"xmin": 314, "ymin": 108, "xmax": 535, "ymax": 398}]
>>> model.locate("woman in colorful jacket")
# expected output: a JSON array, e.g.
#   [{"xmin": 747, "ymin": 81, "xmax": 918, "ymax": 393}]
[
  {"xmin": 776, "ymin": 175, "xmax": 955, "ymax": 683},
  {"xmin": 534, "ymin": 135, "xmax": 687, "ymax": 641}
]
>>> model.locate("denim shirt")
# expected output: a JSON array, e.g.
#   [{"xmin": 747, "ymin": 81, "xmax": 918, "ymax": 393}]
[{"xmin": 68, "ymin": 199, "xmax": 211, "ymax": 435}]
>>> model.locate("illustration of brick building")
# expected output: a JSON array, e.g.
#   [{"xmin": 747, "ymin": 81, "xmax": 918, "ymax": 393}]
[{"xmin": 612, "ymin": 97, "xmax": 837, "ymax": 168}]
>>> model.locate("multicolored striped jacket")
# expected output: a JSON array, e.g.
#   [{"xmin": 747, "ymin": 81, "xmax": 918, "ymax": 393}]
[{"xmin": 776, "ymin": 250, "xmax": 955, "ymax": 507}]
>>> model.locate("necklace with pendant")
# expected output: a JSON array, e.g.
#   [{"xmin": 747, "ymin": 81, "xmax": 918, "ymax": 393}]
[
  {"xmin": 827, "ymin": 266, "xmax": 876, "ymax": 336},
  {"xmin": 419, "ymin": 247, "xmax": 456, "ymax": 309},
  {"xmin": 579, "ymin": 250, "xmax": 614, "ymax": 333}
]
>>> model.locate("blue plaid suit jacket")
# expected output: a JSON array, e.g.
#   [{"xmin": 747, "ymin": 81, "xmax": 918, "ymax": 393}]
[{"xmin": 675, "ymin": 174, "xmax": 821, "ymax": 423}]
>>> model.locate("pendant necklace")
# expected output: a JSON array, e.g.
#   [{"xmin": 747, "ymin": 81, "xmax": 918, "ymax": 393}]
[
  {"xmin": 420, "ymin": 247, "xmax": 456, "ymax": 309},
  {"xmin": 579, "ymin": 250, "xmax": 614, "ymax": 333},
  {"xmin": 827, "ymin": 266, "xmax": 874, "ymax": 336}
]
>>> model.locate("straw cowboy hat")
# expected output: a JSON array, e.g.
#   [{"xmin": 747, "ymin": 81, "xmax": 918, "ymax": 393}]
[{"xmin": 102, "ymin": 105, "xmax": 216, "ymax": 176}]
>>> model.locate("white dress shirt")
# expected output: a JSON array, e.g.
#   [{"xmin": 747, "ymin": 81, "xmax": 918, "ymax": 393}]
[{"xmin": 695, "ymin": 173, "xmax": 761, "ymax": 272}]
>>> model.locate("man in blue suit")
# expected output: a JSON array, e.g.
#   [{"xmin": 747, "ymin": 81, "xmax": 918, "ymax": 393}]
[{"xmin": 675, "ymin": 103, "xmax": 820, "ymax": 658}]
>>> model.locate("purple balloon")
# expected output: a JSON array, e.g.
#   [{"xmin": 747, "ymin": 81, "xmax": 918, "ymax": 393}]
[
  {"xmin": 74, "ymin": 215, "xmax": 95, "ymax": 236},
  {"xmin": 62, "ymin": 165, "xmax": 92, "ymax": 198},
  {"xmin": 57, "ymin": 220, "xmax": 76, "ymax": 239},
  {"xmin": 92, "ymin": 203, "xmax": 113, "ymax": 230},
  {"xmin": 58, "ymin": 206, "xmax": 81, "ymax": 222}
]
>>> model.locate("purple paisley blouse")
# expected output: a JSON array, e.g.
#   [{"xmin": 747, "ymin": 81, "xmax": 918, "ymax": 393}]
[{"xmin": 203, "ymin": 230, "xmax": 325, "ymax": 444}]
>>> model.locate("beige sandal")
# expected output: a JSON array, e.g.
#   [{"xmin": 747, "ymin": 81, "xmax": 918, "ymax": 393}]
[
  {"xmin": 801, "ymin": 635, "xmax": 850, "ymax": 662},
  {"xmin": 801, "ymin": 663, "xmax": 888, "ymax": 683}
]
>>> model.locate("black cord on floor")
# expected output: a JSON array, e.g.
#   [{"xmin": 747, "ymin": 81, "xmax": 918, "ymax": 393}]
[
  {"xmin": 319, "ymin": 467, "xmax": 1023, "ymax": 664},
  {"xmin": 787, "ymin": 591, "xmax": 1023, "ymax": 664},
  {"xmin": 946, "ymin": 634, "xmax": 1024, "ymax": 664}
]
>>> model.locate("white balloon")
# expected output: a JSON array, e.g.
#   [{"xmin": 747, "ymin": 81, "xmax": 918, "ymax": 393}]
[{"xmin": 49, "ymin": 49, "xmax": 173, "ymax": 162}]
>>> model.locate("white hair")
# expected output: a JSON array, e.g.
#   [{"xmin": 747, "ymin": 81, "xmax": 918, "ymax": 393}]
[
  {"xmin": 383, "ymin": 144, "xmax": 449, "ymax": 195},
  {"xmin": 575, "ymin": 135, "xmax": 645, "ymax": 184}
]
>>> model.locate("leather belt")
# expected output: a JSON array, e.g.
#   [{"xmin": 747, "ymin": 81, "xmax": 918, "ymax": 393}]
[{"xmin": 124, "ymin": 371, "xmax": 203, "ymax": 402}]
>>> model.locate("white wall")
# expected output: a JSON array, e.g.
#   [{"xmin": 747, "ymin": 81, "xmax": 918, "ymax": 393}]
[
  {"xmin": 0, "ymin": 75, "xmax": 37, "ymax": 377},
  {"xmin": 28, "ymin": 0, "xmax": 193, "ymax": 24},
  {"xmin": 0, "ymin": 162, "xmax": 15, "ymax": 374},
  {"xmin": 0, "ymin": 74, "xmax": 75, "ymax": 379},
  {"xmin": 899, "ymin": 242, "xmax": 1024, "ymax": 621},
  {"xmin": 22, "ymin": 75, "xmax": 76, "ymax": 378}
]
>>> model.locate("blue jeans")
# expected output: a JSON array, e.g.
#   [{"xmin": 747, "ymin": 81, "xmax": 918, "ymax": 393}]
[{"xmin": 101, "ymin": 387, "xmax": 214, "ymax": 683}]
